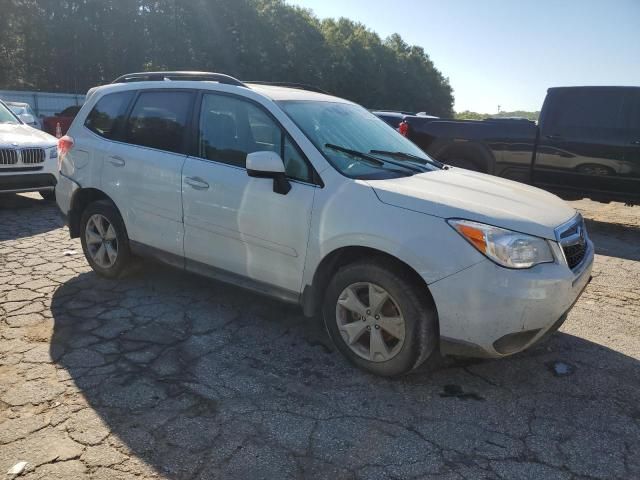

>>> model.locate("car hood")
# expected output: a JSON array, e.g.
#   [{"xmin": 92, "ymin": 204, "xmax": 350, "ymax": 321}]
[
  {"xmin": 366, "ymin": 168, "xmax": 576, "ymax": 240},
  {"xmin": 0, "ymin": 124, "xmax": 57, "ymax": 147}
]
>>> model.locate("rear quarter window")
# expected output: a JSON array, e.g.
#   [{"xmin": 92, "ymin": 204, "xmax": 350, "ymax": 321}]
[{"xmin": 84, "ymin": 92, "xmax": 134, "ymax": 140}]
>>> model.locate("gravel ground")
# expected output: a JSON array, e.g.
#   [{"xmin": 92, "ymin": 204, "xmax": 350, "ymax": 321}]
[{"xmin": 1, "ymin": 193, "xmax": 639, "ymax": 480}]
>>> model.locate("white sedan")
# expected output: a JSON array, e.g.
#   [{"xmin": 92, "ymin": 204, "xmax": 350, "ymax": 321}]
[{"xmin": 0, "ymin": 100, "xmax": 58, "ymax": 200}]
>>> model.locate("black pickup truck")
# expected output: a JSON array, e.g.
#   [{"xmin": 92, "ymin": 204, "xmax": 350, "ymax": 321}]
[{"xmin": 374, "ymin": 86, "xmax": 640, "ymax": 204}]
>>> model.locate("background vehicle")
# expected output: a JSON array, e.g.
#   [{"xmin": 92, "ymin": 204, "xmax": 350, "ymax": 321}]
[
  {"xmin": 5, "ymin": 101, "xmax": 42, "ymax": 130},
  {"xmin": 375, "ymin": 86, "xmax": 640, "ymax": 204},
  {"xmin": 0, "ymin": 100, "xmax": 58, "ymax": 199},
  {"xmin": 56, "ymin": 72, "xmax": 592, "ymax": 377},
  {"xmin": 42, "ymin": 105, "xmax": 82, "ymax": 137}
]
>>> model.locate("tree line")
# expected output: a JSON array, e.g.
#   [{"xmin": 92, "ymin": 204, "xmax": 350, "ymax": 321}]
[
  {"xmin": 455, "ymin": 110, "xmax": 540, "ymax": 121},
  {"xmin": 1, "ymin": 0, "xmax": 454, "ymax": 117}
]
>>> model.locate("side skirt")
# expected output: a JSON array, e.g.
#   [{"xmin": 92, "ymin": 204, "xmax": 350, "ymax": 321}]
[{"xmin": 129, "ymin": 240, "xmax": 301, "ymax": 306}]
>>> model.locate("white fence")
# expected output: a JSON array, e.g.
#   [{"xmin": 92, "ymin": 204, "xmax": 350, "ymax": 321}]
[{"xmin": 0, "ymin": 90, "xmax": 85, "ymax": 118}]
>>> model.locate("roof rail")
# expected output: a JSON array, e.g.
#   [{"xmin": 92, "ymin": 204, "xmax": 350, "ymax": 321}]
[
  {"xmin": 111, "ymin": 71, "xmax": 246, "ymax": 87},
  {"xmin": 244, "ymin": 81, "xmax": 329, "ymax": 95}
]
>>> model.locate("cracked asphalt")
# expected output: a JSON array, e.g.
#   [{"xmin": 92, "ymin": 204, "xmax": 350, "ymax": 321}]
[{"xmin": 1, "ymin": 192, "xmax": 639, "ymax": 480}]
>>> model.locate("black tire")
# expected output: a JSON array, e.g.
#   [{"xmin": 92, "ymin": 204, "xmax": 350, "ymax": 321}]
[
  {"xmin": 40, "ymin": 190, "xmax": 56, "ymax": 201},
  {"xmin": 322, "ymin": 259, "xmax": 438, "ymax": 377},
  {"xmin": 79, "ymin": 200, "xmax": 132, "ymax": 279}
]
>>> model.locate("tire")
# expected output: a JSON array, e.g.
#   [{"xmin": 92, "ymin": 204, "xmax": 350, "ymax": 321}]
[
  {"xmin": 79, "ymin": 200, "xmax": 132, "ymax": 279},
  {"xmin": 40, "ymin": 190, "xmax": 56, "ymax": 201},
  {"xmin": 322, "ymin": 259, "xmax": 438, "ymax": 377}
]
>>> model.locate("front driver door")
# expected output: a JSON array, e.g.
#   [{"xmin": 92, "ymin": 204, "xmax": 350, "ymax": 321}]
[{"xmin": 182, "ymin": 92, "xmax": 317, "ymax": 297}]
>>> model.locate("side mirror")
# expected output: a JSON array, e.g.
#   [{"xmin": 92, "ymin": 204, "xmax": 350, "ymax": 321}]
[
  {"xmin": 246, "ymin": 151, "xmax": 291, "ymax": 195},
  {"xmin": 19, "ymin": 113, "xmax": 35, "ymax": 125}
]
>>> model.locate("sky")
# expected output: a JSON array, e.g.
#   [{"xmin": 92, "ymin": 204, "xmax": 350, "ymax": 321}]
[{"xmin": 285, "ymin": 0, "xmax": 640, "ymax": 113}]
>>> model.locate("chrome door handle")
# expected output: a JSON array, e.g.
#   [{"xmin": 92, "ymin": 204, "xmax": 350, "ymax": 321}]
[
  {"xmin": 108, "ymin": 155, "xmax": 125, "ymax": 167},
  {"xmin": 185, "ymin": 176, "xmax": 209, "ymax": 190},
  {"xmin": 631, "ymin": 140, "xmax": 640, "ymax": 145}
]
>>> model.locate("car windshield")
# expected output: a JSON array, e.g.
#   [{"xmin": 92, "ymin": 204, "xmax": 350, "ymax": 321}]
[
  {"xmin": 278, "ymin": 100, "xmax": 439, "ymax": 179},
  {"xmin": 9, "ymin": 105, "xmax": 27, "ymax": 116},
  {"xmin": 0, "ymin": 102, "xmax": 20, "ymax": 125}
]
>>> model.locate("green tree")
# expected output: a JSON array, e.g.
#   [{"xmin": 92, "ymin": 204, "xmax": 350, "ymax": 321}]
[{"xmin": 1, "ymin": 0, "xmax": 454, "ymax": 117}]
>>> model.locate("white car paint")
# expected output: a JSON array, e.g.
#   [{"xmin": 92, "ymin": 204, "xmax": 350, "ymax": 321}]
[
  {"xmin": 56, "ymin": 79, "xmax": 593, "ymax": 358},
  {"xmin": 0, "ymin": 100, "xmax": 58, "ymax": 194}
]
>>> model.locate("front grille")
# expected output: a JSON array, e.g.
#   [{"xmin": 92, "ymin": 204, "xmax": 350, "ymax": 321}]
[
  {"xmin": 556, "ymin": 215, "xmax": 588, "ymax": 270},
  {"xmin": 563, "ymin": 241, "xmax": 587, "ymax": 269},
  {"xmin": 0, "ymin": 149, "xmax": 18, "ymax": 165},
  {"xmin": 20, "ymin": 148, "xmax": 46, "ymax": 164}
]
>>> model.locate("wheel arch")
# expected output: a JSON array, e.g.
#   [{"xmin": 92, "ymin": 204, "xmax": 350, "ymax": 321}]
[
  {"xmin": 68, "ymin": 187, "xmax": 122, "ymax": 238},
  {"xmin": 301, "ymin": 245, "xmax": 436, "ymax": 319}
]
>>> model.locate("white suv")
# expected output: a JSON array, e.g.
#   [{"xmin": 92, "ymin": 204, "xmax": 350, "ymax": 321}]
[
  {"xmin": 55, "ymin": 72, "xmax": 594, "ymax": 376},
  {"xmin": 0, "ymin": 100, "xmax": 58, "ymax": 199}
]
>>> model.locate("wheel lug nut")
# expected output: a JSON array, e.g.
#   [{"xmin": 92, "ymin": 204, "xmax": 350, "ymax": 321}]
[
  {"xmin": 375, "ymin": 324, "xmax": 380, "ymax": 329},
  {"xmin": 375, "ymin": 315, "xmax": 380, "ymax": 320},
  {"xmin": 366, "ymin": 310, "xmax": 371, "ymax": 315},
  {"xmin": 366, "ymin": 326, "xmax": 371, "ymax": 331}
]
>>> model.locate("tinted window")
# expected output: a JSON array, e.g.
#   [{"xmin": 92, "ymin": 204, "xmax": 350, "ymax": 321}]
[
  {"xmin": 198, "ymin": 93, "xmax": 311, "ymax": 181},
  {"xmin": 85, "ymin": 92, "xmax": 133, "ymax": 140},
  {"xmin": 546, "ymin": 90, "xmax": 626, "ymax": 139},
  {"xmin": 125, "ymin": 91, "xmax": 192, "ymax": 153}
]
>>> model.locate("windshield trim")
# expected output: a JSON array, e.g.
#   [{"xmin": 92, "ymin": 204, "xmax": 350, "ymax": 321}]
[{"xmin": 277, "ymin": 99, "xmax": 433, "ymax": 180}]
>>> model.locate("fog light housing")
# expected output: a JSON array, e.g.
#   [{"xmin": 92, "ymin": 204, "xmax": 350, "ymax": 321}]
[{"xmin": 493, "ymin": 329, "xmax": 541, "ymax": 355}]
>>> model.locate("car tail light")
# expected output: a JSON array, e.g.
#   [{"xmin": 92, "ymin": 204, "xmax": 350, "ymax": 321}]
[
  {"xmin": 58, "ymin": 135, "xmax": 74, "ymax": 156},
  {"xmin": 398, "ymin": 121, "xmax": 409, "ymax": 137}
]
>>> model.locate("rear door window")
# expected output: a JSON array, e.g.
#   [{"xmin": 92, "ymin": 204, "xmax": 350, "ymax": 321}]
[
  {"xmin": 125, "ymin": 91, "xmax": 193, "ymax": 154},
  {"xmin": 84, "ymin": 91, "xmax": 133, "ymax": 140}
]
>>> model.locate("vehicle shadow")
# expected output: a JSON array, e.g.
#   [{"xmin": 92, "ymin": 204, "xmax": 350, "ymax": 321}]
[
  {"xmin": 0, "ymin": 193, "xmax": 62, "ymax": 241},
  {"xmin": 584, "ymin": 217, "xmax": 640, "ymax": 262},
  {"xmin": 50, "ymin": 265, "xmax": 640, "ymax": 479}
]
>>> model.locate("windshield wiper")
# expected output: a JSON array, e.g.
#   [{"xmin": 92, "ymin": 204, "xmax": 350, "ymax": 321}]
[
  {"xmin": 325, "ymin": 143, "xmax": 384, "ymax": 166},
  {"xmin": 325, "ymin": 144, "xmax": 422, "ymax": 173},
  {"xmin": 370, "ymin": 149, "xmax": 445, "ymax": 169}
]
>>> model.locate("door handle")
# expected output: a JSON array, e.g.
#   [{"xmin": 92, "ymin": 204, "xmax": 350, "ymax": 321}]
[
  {"xmin": 108, "ymin": 155, "xmax": 125, "ymax": 167},
  {"xmin": 631, "ymin": 140, "xmax": 640, "ymax": 145},
  {"xmin": 545, "ymin": 134, "xmax": 563, "ymax": 141},
  {"xmin": 185, "ymin": 176, "xmax": 209, "ymax": 190}
]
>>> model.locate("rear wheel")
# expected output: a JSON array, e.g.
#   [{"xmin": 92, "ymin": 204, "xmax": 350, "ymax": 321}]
[
  {"xmin": 80, "ymin": 200, "xmax": 132, "ymax": 278},
  {"xmin": 322, "ymin": 260, "xmax": 438, "ymax": 376}
]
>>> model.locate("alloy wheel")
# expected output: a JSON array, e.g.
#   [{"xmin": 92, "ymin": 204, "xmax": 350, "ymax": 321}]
[
  {"xmin": 335, "ymin": 282, "xmax": 406, "ymax": 362},
  {"xmin": 85, "ymin": 214, "xmax": 118, "ymax": 269}
]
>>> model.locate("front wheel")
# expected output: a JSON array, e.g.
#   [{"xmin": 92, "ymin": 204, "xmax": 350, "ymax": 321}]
[
  {"xmin": 80, "ymin": 200, "xmax": 132, "ymax": 278},
  {"xmin": 322, "ymin": 260, "xmax": 438, "ymax": 376}
]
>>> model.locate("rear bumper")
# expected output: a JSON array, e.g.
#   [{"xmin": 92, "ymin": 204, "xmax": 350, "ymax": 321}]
[
  {"xmin": 0, "ymin": 173, "xmax": 57, "ymax": 193},
  {"xmin": 433, "ymin": 241, "xmax": 594, "ymax": 358}
]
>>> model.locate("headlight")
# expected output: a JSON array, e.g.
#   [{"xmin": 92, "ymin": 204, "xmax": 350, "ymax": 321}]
[
  {"xmin": 448, "ymin": 219, "xmax": 554, "ymax": 269},
  {"xmin": 48, "ymin": 147, "xmax": 58, "ymax": 159}
]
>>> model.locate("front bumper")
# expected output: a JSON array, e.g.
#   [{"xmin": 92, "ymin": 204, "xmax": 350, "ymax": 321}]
[
  {"xmin": 0, "ymin": 172, "xmax": 57, "ymax": 193},
  {"xmin": 432, "ymin": 240, "xmax": 594, "ymax": 358}
]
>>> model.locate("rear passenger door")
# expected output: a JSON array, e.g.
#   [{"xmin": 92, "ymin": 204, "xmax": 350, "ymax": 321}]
[
  {"xmin": 107, "ymin": 90, "xmax": 195, "ymax": 259},
  {"xmin": 182, "ymin": 92, "xmax": 317, "ymax": 296},
  {"xmin": 534, "ymin": 89, "xmax": 631, "ymax": 197}
]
